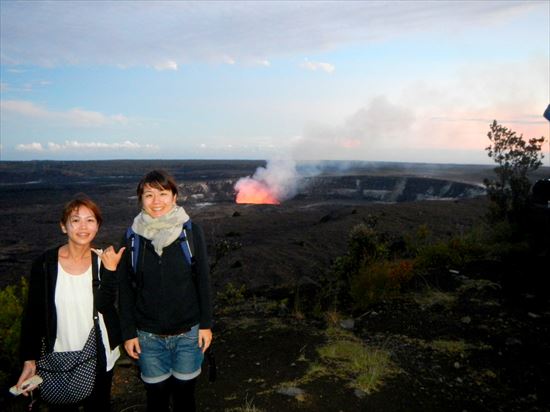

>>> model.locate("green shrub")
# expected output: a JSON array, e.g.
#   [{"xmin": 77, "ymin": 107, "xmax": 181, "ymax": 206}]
[
  {"xmin": 210, "ymin": 239, "xmax": 243, "ymax": 272},
  {"xmin": 328, "ymin": 223, "xmax": 494, "ymax": 312},
  {"xmin": 401, "ymin": 224, "xmax": 434, "ymax": 257},
  {"xmin": 216, "ymin": 282, "xmax": 246, "ymax": 307},
  {"xmin": 347, "ymin": 224, "xmax": 388, "ymax": 267},
  {"xmin": 351, "ymin": 259, "xmax": 414, "ymax": 310},
  {"xmin": 0, "ymin": 277, "xmax": 28, "ymax": 387},
  {"xmin": 325, "ymin": 224, "xmax": 389, "ymax": 309},
  {"xmin": 414, "ymin": 242, "xmax": 463, "ymax": 271},
  {"xmin": 414, "ymin": 235, "xmax": 488, "ymax": 273}
]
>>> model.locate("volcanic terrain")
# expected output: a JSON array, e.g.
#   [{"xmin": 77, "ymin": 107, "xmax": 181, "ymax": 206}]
[{"xmin": 1, "ymin": 160, "xmax": 549, "ymax": 412}]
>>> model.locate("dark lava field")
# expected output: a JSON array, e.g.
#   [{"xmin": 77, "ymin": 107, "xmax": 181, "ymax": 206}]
[{"xmin": 1, "ymin": 160, "xmax": 549, "ymax": 412}]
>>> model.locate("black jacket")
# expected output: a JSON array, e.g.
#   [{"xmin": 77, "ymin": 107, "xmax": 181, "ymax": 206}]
[
  {"xmin": 19, "ymin": 246, "xmax": 122, "ymax": 363},
  {"xmin": 118, "ymin": 222, "xmax": 212, "ymax": 341}
]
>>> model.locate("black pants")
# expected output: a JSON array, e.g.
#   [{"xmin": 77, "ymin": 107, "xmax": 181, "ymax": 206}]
[
  {"xmin": 45, "ymin": 368, "xmax": 114, "ymax": 412},
  {"xmin": 145, "ymin": 377, "xmax": 196, "ymax": 412}
]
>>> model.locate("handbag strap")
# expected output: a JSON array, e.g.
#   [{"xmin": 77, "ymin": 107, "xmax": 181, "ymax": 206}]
[
  {"xmin": 91, "ymin": 254, "xmax": 100, "ymax": 328},
  {"xmin": 91, "ymin": 254, "xmax": 108, "ymax": 371},
  {"xmin": 41, "ymin": 250, "xmax": 101, "ymax": 354}
]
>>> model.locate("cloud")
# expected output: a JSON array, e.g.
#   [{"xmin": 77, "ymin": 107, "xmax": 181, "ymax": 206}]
[
  {"xmin": 400, "ymin": 54, "xmax": 549, "ymax": 150},
  {"xmin": 16, "ymin": 140, "xmax": 158, "ymax": 153},
  {"xmin": 197, "ymin": 139, "xmax": 279, "ymax": 156},
  {"xmin": 0, "ymin": 2, "xmax": 540, "ymax": 67},
  {"xmin": 293, "ymin": 96, "xmax": 416, "ymax": 160},
  {"xmin": 255, "ymin": 59, "xmax": 271, "ymax": 67},
  {"xmin": 300, "ymin": 59, "xmax": 335, "ymax": 74},
  {"xmin": 16, "ymin": 142, "xmax": 45, "ymax": 151},
  {"xmin": 292, "ymin": 53, "xmax": 548, "ymax": 162},
  {"xmin": 1, "ymin": 100, "xmax": 128, "ymax": 126},
  {"xmin": 1, "ymin": 100, "xmax": 48, "ymax": 117},
  {"xmin": 153, "ymin": 60, "xmax": 178, "ymax": 71},
  {"xmin": 222, "ymin": 55, "xmax": 236, "ymax": 65},
  {"xmin": 0, "ymin": 79, "xmax": 52, "ymax": 93}
]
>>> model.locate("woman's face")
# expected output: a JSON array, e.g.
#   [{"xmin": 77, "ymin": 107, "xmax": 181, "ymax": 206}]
[
  {"xmin": 61, "ymin": 205, "xmax": 99, "ymax": 246},
  {"xmin": 141, "ymin": 184, "xmax": 177, "ymax": 218}
]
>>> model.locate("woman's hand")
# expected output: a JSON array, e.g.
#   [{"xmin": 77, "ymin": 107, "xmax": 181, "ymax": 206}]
[
  {"xmin": 124, "ymin": 338, "xmax": 141, "ymax": 360},
  {"xmin": 92, "ymin": 246, "xmax": 126, "ymax": 271},
  {"xmin": 16, "ymin": 360, "xmax": 36, "ymax": 396},
  {"xmin": 198, "ymin": 329, "xmax": 212, "ymax": 353}
]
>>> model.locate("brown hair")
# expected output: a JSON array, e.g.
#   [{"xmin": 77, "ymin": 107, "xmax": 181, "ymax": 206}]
[
  {"xmin": 60, "ymin": 194, "xmax": 103, "ymax": 227},
  {"xmin": 136, "ymin": 170, "xmax": 178, "ymax": 201}
]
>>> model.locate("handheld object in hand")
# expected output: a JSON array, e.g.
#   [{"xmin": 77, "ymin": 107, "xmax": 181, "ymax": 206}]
[{"xmin": 9, "ymin": 375, "xmax": 43, "ymax": 396}]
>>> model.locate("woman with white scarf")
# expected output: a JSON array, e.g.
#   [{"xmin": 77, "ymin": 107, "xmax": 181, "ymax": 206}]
[{"xmin": 118, "ymin": 170, "xmax": 212, "ymax": 412}]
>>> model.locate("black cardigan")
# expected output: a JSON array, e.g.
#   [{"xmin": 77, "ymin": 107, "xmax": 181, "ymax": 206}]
[
  {"xmin": 19, "ymin": 246, "xmax": 122, "ymax": 363},
  {"xmin": 118, "ymin": 222, "xmax": 212, "ymax": 341}
]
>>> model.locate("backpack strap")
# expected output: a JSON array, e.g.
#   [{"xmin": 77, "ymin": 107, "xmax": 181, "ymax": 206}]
[
  {"xmin": 179, "ymin": 220, "xmax": 195, "ymax": 268},
  {"xmin": 126, "ymin": 221, "xmax": 195, "ymax": 273},
  {"xmin": 126, "ymin": 227, "xmax": 140, "ymax": 273}
]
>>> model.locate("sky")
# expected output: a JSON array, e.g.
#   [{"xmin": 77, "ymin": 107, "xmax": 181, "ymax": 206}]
[{"xmin": 0, "ymin": 0, "xmax": 549, "ymax": 164}]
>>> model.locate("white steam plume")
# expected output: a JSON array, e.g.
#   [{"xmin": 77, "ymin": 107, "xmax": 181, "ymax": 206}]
[{"xmin": 234, "ymin": 156, "xmax": 299, "ymax": 203}]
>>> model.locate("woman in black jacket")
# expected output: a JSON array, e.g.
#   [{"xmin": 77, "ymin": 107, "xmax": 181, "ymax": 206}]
[
  {"xmin": 118, "ymin": 170, "xmax": 212, "ymax": 412},
  {"xmin": 16, "ymin": 194, "xmax": 124, "ymax": 411}
]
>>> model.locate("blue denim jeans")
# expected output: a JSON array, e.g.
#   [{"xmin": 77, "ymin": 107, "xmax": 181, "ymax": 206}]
[{"xmin": 137, "ymin": 325, "xmax": 203, "ymax": 384}]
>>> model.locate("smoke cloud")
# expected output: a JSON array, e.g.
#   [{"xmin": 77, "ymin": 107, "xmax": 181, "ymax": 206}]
[
  {"xmin": 234, "ymin": 156, "xmax": 299, "ymax": 204},
  {"xmin": 292, "ymin": 96, "xmax": 416, "ymax": 161},
  {"xmin": 234, "ymin": 97, "xmax": 416, "ymax": 203}
]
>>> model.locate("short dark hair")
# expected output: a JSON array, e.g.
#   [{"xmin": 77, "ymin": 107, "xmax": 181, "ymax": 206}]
[
  {"xmin": 136, "ymin": 170, "xmax": 178, "ymax": 201},
  {"xmin": 60, "ymin": 194, "xmax": 103, "ymax": 227}
]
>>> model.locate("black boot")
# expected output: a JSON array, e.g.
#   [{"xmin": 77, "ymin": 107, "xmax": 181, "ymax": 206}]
[
  {"xmin": 171, "ymin": 377, "xmax": 197, "ymax": 412},
  {"xmin": 144, "ymin": 379, "xmax": 171, "ymax": 412}
]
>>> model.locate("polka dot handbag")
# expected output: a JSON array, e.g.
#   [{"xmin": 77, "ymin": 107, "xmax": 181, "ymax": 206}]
[{"xmin": 36, "ymin": 324, "xmax": 99, "ymax": 405}]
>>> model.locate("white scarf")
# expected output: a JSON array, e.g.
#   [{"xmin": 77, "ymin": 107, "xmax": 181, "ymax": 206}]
[{"xmin": 131, "ymin": 206, "xmax": 190, "ymax": 256}]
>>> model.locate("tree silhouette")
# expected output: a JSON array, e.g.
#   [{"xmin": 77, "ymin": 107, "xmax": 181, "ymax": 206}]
[{"xmin": 484, "ymin": 120, "xmax": 545, "ymax": 223}]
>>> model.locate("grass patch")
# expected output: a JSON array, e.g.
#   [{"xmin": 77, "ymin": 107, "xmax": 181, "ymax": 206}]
[
  {"xmin": 391, "ymin": 335, "xmax": 492, "ymax": 355},
  {"xmin": 225, "ymin": 396, "xmax": 265, "ymax": 412},
  {"xmin": 304, "ymin": 362, "xmax": 330, "ymax": 380},
  {"xmin": 429, "ymin": 339, "xmax": 469, "ymax": 354},
  {"xmin": 276, "ymin": 326, "xmax": 398, "ymax": 396},
  {"xmin": 318, "ymin": 336, "xmax": 396, "ymax": 394},
  {"xmin": 230, "ymin": 317, "xmax": 261, "ymax": 330},
  {"xmin": 428, "ymin": 339, "xmax": 492, "ymax": 353},
  {"xmin": 312, "ymin": 327, "xmax": 398, "ymax": 394},
  {"xmin": 413, "ymin": 288, "xmax": 457, "ymax": 309},
  {"xmin": 457, "ymin": 278, "xmax": 501, "ymax": 293}
]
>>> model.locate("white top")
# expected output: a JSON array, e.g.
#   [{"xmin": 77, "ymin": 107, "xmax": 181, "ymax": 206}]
[{"xmin": 54, "ymin": 261, "xmax": 120, "ymax": 371}]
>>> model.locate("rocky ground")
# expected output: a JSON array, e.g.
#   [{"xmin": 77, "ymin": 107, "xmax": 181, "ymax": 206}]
[
  {"xmin": 1, "ymin": 161, "xmax": 549, "ymax": 411},
  {"xmin": 105, "ymin": 260, "xmax": 550, "ymax": 412}
]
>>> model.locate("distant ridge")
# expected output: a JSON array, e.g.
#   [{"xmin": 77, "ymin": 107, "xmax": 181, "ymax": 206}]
[{"xmin": 1, "ymin": 159, "xmax": 548, "ymax": 186}]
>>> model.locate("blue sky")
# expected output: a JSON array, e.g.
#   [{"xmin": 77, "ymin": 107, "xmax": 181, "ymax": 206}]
[{"xmin": 1, "ymin": 0, "xmax": 548, "ymax": 164}]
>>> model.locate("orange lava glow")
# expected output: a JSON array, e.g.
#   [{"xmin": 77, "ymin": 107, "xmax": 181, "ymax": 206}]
[{"xmin": 235, "ymin": 180, "xmax": 280, "ymax": 205}]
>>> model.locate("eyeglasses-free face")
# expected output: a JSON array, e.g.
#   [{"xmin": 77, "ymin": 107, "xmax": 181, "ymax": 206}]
[
  {"xmin": 60, "ymin": 206, "xmax": 99, "ymax": 246},
  {"xmin": 141, "ymin": 184, "xmax": 177, "ymax": 218}
]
